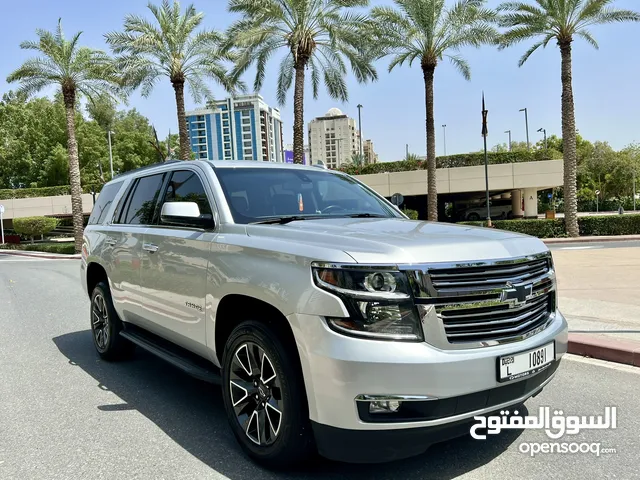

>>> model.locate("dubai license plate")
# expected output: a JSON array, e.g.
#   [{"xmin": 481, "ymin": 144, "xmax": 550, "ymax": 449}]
[{"xmin": 498, "ymin": 342, "xmax": 555, "ymax": 382}]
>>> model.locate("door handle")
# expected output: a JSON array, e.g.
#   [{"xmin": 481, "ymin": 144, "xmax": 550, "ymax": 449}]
[
  {"xmin": 105, "ymin": 236, "xmax": 117, "ymax": 246},
  {"xmin": 143, "ymin": 243, "xmax": 159, "ymax": 253}
]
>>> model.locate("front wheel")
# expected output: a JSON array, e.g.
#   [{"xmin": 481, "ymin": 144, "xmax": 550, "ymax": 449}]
[
  {"xmin": 467, "ymin": 212, "xmax": 480, "ymax": 221},
  {"xmin": 90, "ymin": 281, "xmax": 134, "ymax": 361},
  {"xmin": 221, "ymin": 320, "xmax": 315, "ymax": 468}
]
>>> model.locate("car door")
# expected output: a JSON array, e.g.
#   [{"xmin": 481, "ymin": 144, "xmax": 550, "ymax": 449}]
[
  {"xmin": 139, "ymin": 167, "xmax": 216, "ymax": 357},
  {"xmin": 108, "ymin": 172, "xmax": 167, "ymax": 327}
]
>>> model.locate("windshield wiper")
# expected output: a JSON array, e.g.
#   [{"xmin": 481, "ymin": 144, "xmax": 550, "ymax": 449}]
[
  {"xmin": 344, "ymin": 213, "xmax": 388, "ymax": 218},
  {"xmin": 250, "ymin": 216, "xmax": 310, "ymax": 225}
]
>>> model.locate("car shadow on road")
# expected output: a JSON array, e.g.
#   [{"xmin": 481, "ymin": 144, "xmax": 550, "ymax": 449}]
[{"xmin": 53, "ymin": 330, "xmax": 525, "ymax": 480}]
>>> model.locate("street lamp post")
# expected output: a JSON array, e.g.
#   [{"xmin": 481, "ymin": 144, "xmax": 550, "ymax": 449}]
[
  {"xmin": 595, "ymin": 190, "xmax": 600, "ymax": 213},
  {"xmin": 107, "ymin": 130, "xmax": 114, "ymax": 179},
  {"xmin": 505, "ymin": 130, "xmax": 512, "ymax": 151},
  {"xmin": 633, "ymin": 171, "xmax": 636, "ymax": 211},
  {"xmin": 519, "ymin": 108, "xmax": 530, "ymax": 151},
  {"xmin": 442, "ymin": 124, "xmax": 447, "ymax": 156},
  {"xmin": 537, "ymin": 127, "xmax": 547, "ymax": 150},
  {"xmin": 357, "ymin": 104, "xmax": 363, "ymax": 160}
]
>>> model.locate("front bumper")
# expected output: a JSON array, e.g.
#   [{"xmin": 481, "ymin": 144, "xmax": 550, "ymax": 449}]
[{"xmin": 288, "ymin": 309, "xmax": 568, "ymax": 462}]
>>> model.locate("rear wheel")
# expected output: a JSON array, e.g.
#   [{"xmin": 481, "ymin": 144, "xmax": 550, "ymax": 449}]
[
  {"xmin": 467, "ymin": 212, "xmax": 480, "ymax": 221},
  {"xmin": 90, "ymin": 281, "xmax": 134, "ymax": 361},
  {"xmin": 221, "ymin": 320, "xmax": 315, "ymax": 468}
]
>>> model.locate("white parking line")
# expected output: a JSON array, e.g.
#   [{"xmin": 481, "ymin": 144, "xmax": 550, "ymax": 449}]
[
  {"xmin": 558, "ymin": 246, "xmax": 603, "ymax": 250},
  {"xmin": 564, "ymin": 353, "xmax": 640, "ymax": 374}
]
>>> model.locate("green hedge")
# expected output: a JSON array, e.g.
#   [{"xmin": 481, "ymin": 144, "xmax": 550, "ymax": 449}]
[
  {"xmin": 12, "ymin": 216, "xmax": 59, "ymax": 243},
  {"xmin": 338, "ymin": 150, "xmax": 561, "ymax": 176},
  {"xmin": 460, "ymin": 214, "xmax": 640, "ymax": 238},
  {"xmin": 1, "ymin": 242, "xmax": 76, "ymax": 254},
  {"xmin": 402, "ymin": 208, "xmax": 419, "ymax": 220},
  {"xmin": 0, "ymin": 184, "xmax": 103, "ymax": 200}
]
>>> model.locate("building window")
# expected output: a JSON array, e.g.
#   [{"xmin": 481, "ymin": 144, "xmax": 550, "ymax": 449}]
[
  {"xmin": 199, "ymin": 152, "xmax": 207, "ymax": 159},
  {"xmin": 243, "ymin": 126, "xmax": 251, "ymax": 132},
  {"xmin": 243, "ymin": 134, "xmax": 252, "ymax": 140}
]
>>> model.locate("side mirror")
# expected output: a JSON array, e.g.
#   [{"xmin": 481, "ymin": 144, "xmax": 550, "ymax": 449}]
[{"xmin": 160, "ymin": 202, "xmax": 214, "ymax": 229}]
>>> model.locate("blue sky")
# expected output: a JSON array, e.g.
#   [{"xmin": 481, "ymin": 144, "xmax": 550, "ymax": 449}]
[{"xmin": 1, "ymin": 0, "xmax": 639, "ymax": 161}]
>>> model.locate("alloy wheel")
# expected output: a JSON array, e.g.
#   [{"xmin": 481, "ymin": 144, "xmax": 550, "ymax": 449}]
[
  {"xmin": 229, "ymin": 342, "xmax": 283, "ymax": 446},
  {"xmin": 92, "ymin": 293, "xmax": 110, "ymax": 350}
]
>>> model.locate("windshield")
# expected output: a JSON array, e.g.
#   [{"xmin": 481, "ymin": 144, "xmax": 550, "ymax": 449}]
[{"xmin": 212, "ymin": 167, "xmax": 400, "ymax": 224}]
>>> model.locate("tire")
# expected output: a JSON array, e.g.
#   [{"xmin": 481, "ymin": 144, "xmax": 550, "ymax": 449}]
[
  {"xmin": 467, "ymin": 212, "xmax": 480, "ymax": 221},
  {"xmin": 90, "ymin": 281, "xmax": 135, "ymax": 361},
  {"xmin": 221, "ymin": 320, "xmax": 315, "ymax": 469}
]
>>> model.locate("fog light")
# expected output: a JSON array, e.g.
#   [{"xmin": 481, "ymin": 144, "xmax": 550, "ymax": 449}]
[{"xmin": 369, "ymin": 400, "xmax": 402, "ymax": 414}]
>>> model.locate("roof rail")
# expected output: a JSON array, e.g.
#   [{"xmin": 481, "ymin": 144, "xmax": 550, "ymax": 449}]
[{"xmin": 114, "ymin": 159, "xmax": 182, "ymax": 178}]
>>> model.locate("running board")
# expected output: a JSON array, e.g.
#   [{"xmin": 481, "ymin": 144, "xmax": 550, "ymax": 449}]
[{"xmin": 120, "ymin": 326, "xmax": 221, "ymax": 385}]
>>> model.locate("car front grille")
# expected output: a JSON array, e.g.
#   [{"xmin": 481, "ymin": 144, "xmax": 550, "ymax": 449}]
[{"xmin": 410, "ymin": 254, "xmax": 556, "ymax": 345}]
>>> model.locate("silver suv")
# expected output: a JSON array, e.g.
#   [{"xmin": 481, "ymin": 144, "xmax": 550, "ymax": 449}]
[{"xmin": 81, "ymin": 160, "xmax": 568, "ymax": 467}]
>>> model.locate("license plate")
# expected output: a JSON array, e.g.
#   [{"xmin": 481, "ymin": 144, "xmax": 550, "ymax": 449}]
[{"xmin": 498, "ymin": 342, "xmax": 555, "ymax": 382}]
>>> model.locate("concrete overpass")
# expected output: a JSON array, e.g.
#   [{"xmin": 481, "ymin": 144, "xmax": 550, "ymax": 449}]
[
  {"xmin": 0, "ymin": 194, "xmax": 94, "ymax": 223},
  {"xmin": 0, "ymin": 159, "xmax": 562, "ymax": 224},
  {"xmin": 354, "ymin": 159, "xmax": 564, "ymax": 218}
]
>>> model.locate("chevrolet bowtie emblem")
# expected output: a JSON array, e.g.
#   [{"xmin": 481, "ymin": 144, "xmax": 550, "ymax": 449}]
[{"xmin": 501, "ymin": 282, "xmax": 534, "ymax": 306}]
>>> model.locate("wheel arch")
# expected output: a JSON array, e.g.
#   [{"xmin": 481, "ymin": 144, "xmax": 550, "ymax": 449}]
[{"xmin": 86, "ymin": 261, "xmax": 109, "ymax": 298}]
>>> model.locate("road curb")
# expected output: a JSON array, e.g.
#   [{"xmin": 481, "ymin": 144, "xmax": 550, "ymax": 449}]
[
  {"xmin": 0, "ymin": 250, "xmax": 80, "ymax": 260},
  {"xmin": 568, "ymin": 333, "xmax": 640, "ymax": 367},
  {"xmin": 543, "ymin": 235, "xmax": 640, "ymax": 244}
]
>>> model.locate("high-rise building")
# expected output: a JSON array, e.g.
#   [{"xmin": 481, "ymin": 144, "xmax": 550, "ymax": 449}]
[
  {"xmin": 308, "ymin": 108, "xmax": 360, "ymax": 169},
  {"xmin": 186, "ymin": 94, "xmax": 284, "ymax": 162},
  {"xmin": 363, "ymin": 139, "xmax": 379, "ymax": 164}
]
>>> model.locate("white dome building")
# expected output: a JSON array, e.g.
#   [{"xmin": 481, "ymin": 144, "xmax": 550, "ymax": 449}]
[
  {"xmin": 325, "ymin": 107, "xmax": 344, "ymax": 117},
  {"xmin": 308, "ymin": 107, "xmax": 359, "ymax": 169}
]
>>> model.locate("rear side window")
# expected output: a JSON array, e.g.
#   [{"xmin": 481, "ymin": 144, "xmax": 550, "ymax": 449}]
[
  {"xmin": 161, "ymin": 170, "xmax": 212, "ymax": 219},
  {"xmin": 120, "ymin": 173, "xmax": 165, "ymax": 225},
  {"xmin": 88, "ymin": 181, "xmax": 123, "ymax": 225}
]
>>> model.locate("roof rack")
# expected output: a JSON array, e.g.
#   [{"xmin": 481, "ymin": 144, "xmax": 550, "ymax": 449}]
[{"xmin": 114, "ymin": 159, "xmax": 182, "ymax": 178}]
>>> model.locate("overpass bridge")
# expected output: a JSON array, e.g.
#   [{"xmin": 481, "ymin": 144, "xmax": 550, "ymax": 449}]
[
  {"xmin": 354, "ymin": 159, "xmax": 563, "ymax": 219},
  {"xmin": 0, "ymin": 160, "xmax": 562, "ymax": 224}
]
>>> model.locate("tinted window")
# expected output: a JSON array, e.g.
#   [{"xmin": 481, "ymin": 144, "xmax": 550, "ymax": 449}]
[
  {"xmin": 213, "ymin": 168, "xmax": 398, "ymax": 224},
  {"xmin": 122, "ymin": 174, "xmax": 165, "ymax": 225},
  {"xmin": 162, "ymin": 170, "xmax": 212, "ymax": 220},
  {"xmin": 88, "ymin": 181, "xmax": 123, "ymax": 225}
]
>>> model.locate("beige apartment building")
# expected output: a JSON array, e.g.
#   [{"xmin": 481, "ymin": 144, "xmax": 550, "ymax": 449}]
[
  {"xmin": 308, "ymin": 108, "xmax": 360, "ymax": 168},
  {"xmin": 363, "ymin": 139, "xmax": 379, "ymax": 164}
]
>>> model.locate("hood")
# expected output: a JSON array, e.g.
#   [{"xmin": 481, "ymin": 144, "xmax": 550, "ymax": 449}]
[{"xmin": 245, "ymin": 217, "xmax": 547, "ymax": 264}]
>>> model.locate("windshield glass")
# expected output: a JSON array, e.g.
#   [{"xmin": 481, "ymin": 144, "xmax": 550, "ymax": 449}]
[{"xmin": 212, "ymin": 167, "xmax": 400, "ymax": 224}]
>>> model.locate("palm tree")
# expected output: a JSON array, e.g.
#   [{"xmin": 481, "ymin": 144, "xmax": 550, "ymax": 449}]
[
  {"xmin": 7, "ymin": 19, "xmax": 120, "ymax": 253},
  {"xmin": 106, "ymin": 0, "xmax": 242, "ymax": 161},
  {"xmin": 371, "ymin": 0, "xmax": 497, "ymax": 221},
  {"xmin": 498, "ymin": 0, "xmax": 639, "ymax": 237},
  {"xmin": 226, "ymin": 0, "xmax": 377, "ymax": 164}
]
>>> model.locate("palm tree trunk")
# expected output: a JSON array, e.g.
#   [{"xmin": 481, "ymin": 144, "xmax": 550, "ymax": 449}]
[
  {"xmin": 293, "ymin": 60, "xmax": 306, "ymax": 165},
  {"xmin": 560, "ymin": 40, "xmax": 579, "ymax": 237},
  {"xmin": 172, "ymin": 79, "xmax": 190, "ymax": 161},
  {"xmin": 62, "ymin": 87, "xmax": 84, "ymax": 254},
  {"xmin": 423, "ymin": 64, "xmax": 438, "ymax": 222}
]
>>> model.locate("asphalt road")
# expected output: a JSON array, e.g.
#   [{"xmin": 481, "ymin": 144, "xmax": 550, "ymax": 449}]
[{"xmin": 1, "ymin": 257, "xmax": 639, "ymax": 480}]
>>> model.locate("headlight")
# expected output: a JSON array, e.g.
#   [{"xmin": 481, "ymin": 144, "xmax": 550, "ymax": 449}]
[{"xmin": 312, "ymin": 265, "xmax": 423, "ymax": 341}]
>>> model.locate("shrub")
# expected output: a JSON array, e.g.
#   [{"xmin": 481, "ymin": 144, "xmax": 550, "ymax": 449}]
[
  {"xmin": 22, "ymin": 243, "xmax": 76, "ymax": 254},
  {"xmin": 12, "ymin": 217, "xmax": 59, "ymax": 243},
  {"xmin": 578, "ymin": 214, "xmax": 640, "ymax": 236},
  {"xmin": 459, "ymin": 219, "xmax": 565, "ymax": 238},
  {"xmin": 459, "ymin": 214, "xmax": 640, "ymax": 238},
  {"xmin": 402, "ymin": 208, "xmax": 419, "ymax": 220}
]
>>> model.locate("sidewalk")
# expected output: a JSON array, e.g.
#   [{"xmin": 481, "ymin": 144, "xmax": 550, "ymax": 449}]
[
  {"xmin": 0, "ymin": 249, "xmax": 80, "ymax": 259},
  {"xmin": 543, "ymin": 234, "xmax": 640, "ymax": 244},
  {"xmin": 552, "ymin": 245, "xmax": 640, "ymax": 366}
]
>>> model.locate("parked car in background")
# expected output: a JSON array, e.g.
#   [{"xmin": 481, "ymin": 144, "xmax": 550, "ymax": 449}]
[
  {"xmin": 81, "ymin": 160, "xmax": 567, "ymax": 467},
  {"xmin": 463, "ymin": 198, "xmax": 514, "ymax": 221}
]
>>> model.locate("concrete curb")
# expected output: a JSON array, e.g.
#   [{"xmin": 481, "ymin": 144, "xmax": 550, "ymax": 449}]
[
  {"xmin": 543, "ymin": 235, "xmax": 640, "ymax": 244},
  {"xmin": 0, "ymin": 249, "xmax": 80, "ymax": 260},
  {"xmin": 568, "ymin": 333, "xmax": 640, "ymax": 367}
]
